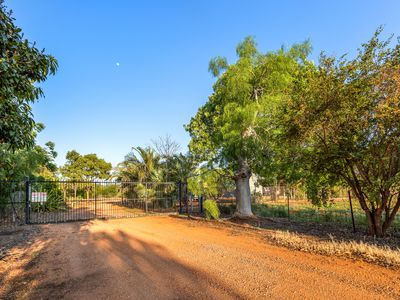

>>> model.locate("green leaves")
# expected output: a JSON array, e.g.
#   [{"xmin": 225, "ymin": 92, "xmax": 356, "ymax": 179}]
[
  {"xmin": 187, "ymin": 36, "xmax": 310, "ymax": 174},
  {"xmin": 0, "ymin": 141, "xmax": 58, "ymax": 180},
  {"xmin": 208, "ymin": 56, "xmax": 228, "ymax": 77},
  {"xmin": 0, "ymin": 3, "xmax": 58, "ymax": 149},
  {"xmin": 61, "ymin": 151, "xmax": 112, "ymax": 181},
  {"xmin": 280, "ymin": 28, "xmax": 400, "ymax": 234},
  {"xmin": 116, "ymin": 146, "xmax": 161, "ymax": 182}
]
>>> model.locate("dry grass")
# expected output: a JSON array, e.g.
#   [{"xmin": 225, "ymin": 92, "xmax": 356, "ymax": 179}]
[{"xmin": 267, "ymin": 230, "xmax": 400, "ymax": 268}]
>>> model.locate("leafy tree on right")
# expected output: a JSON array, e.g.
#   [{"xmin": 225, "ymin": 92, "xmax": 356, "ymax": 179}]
[{"xmin": 280, "ymin": 28, "xmax": 400, "ymax": 236}]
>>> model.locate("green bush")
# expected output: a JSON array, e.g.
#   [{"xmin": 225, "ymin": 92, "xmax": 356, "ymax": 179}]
[
  {"xmin": 203, "ymin": 200, "xmax": 220, "ymax": 220},
  {"xmin": 30, "ymin": 182, "xmax": 67, "ymax": 212},
  {"xmin": 218, "ymin": 204, "xmax": 236, "ymax": 215}
]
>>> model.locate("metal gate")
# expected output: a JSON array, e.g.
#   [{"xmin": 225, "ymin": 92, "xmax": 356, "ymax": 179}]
[
  {"xmin": 0, "ymin": 180, "xmax": 203, "ymax": 225},
  {"xmin": 178, "ymin": 182, "xmax": 204, "ymax": 215},
  {"xmin": 0, "ymin": 179, "xmax": 179, "ymax": 225}
]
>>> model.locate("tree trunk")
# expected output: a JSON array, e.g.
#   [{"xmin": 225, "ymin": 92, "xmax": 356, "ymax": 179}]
[
  {"xmin": 234, "ymin": 157, "xmax": 254, "ymax": 218},
  {"xmin": 365, "ymin": 209, "xmax": 384, "ymax": 237}
]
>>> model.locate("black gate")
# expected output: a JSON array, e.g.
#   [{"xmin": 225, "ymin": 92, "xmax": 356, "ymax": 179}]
[
  {"xmin": 0, "ymin": 180, "xmax": 26, "ymax": 225},
  {"xmin": 1, "ymin": 179, "xmax": 179, "ymax": 225},
  {"xmin": 1, "ymin": 180, "xmax": 203, "ymax": 225},
  {"xmin": 178, "ymin": 182, "xmax": 204, "ymax": 215}
]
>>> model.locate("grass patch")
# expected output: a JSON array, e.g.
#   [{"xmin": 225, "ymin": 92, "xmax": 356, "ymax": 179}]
[
  {"xmin": 252, "ymin": 202, "xmax": 400, "ymax": 230},
  {"xmin": 267, "ymin": 230, "xmax": 400, "ymax": 268}
]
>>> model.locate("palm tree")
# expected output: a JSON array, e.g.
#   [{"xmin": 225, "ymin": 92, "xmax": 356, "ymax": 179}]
[
  {"xmin": 116, "ymin": 146, "xmax": 161, "ymax": 182},
  {"xmin": 168, "ymin": 153, "xmax": 197, "ymax": 183}
]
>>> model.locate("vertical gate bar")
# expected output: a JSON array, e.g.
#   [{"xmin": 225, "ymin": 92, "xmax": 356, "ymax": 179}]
[
  {"xmin": 178, "ymin": 182, "xmax": 182, "ymax": 214},
  {"xmin": 94, "ymin": 182, "xmax": 97, "ymax": 219},
  {"xmin": 185, "ymin": 182, "xmax": 189, "ymax": 215},
  {"xmin": 200, "ymin": 195, "xmax": 203, "ymax": 214},
  {"xmin": 25, "ymin": 176, "xmax": 30, "ymax": 224},
  {"xmin": 145, "ymin": 182, "xmax": 148, "ymax": 213}
]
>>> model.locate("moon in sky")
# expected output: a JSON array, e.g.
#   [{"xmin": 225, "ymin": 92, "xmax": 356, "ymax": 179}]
[{"xmin": 116, "ymin": 62, "xmax": 120, "ymax": 67}]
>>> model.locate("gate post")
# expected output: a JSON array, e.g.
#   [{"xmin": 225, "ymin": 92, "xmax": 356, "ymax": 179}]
[
  {"xmin": 185, "ymin": 182, "xmax": 189, "ymax": 215},
  {"xmin": 25, "ymin": 176, "xmax": 30, "ymax": 224},
  {"xmin": 199, "ymin": 195, "xmax": 204, "ymax": 214},
  {"xmin": 178, "ymin": 182, "xmax": 182, "ymax": 214},
  {"xmin": 145, "ymin": 182, "xmax": 148, "ymax": 213},
  {"xmin": 94, "ymin": 182, "xmax": 97, "ymax": 218}
]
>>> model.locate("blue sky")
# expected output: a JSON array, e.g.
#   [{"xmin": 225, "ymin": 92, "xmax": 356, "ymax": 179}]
[{"xmin": 7, "ymin": 0, "xmax": 400, "ymax": 166}]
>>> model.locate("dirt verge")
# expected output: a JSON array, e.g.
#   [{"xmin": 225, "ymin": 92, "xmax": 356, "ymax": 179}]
[{"xmin": 1, "ymin": 216, "xmax": 400, "ymax": 299}]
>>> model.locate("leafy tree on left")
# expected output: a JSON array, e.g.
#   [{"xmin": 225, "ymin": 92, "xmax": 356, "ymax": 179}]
[
  {"xmin": 0, "ymin": 140, "xmax": 58, "ymax": 180},
  {"xmin": 0, "ymin": 2, "xmax": 58, "ymax": 149}
]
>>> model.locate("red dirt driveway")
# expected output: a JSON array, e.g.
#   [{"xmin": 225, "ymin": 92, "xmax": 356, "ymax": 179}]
[{"xmin": 1, "ymin": 215, "xmax": 399, "ymax": 299}]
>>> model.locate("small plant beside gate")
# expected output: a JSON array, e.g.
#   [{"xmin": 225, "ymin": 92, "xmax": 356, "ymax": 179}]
[{"xmin": 203, "ymin": 200, "xmax": 220, "ymax": 220}]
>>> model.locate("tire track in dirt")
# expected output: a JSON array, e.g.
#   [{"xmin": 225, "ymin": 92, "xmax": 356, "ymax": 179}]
[{"xmin": 1, "ymin": 216, "xmax": 399, "ymax": 299}]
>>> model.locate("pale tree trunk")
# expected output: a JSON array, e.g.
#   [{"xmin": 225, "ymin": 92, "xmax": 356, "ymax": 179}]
[{"xmin": 234, "ymin": 157, "xmax": 254, "ymax": 218}]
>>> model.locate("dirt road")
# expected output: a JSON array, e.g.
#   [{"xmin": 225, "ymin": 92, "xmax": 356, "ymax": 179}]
[{"xmin": 1, "ymin": 216, "xmax": 399, "ymax": 299}]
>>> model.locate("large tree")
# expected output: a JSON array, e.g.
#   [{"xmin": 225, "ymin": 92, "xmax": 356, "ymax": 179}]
[
  {"xmin": 186, "ymin": 37, "xmax": 310, "ymax": 218},
  {"xmin": 0, "ymin": 3, "xmax": 58, "ymax": 149},
  {"xmin": 61, "ymin": 151, "xmax": 112, "ymax": 199},
  {"xmin": 61, "ymin": 150, "xmax": 111, "ymax": 181},
  {"xmin": 282, "ymin": 28, "xmax": 400, "ymax": 236}
]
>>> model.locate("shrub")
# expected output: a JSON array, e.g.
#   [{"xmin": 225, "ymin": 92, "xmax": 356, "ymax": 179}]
[
  {"xmin": 218, "ymin": 204, "xmax": 236, "ymax": 215},
  {"xmin": 203, "ymin": 200, "xmax": 220, "ymax": 220}
]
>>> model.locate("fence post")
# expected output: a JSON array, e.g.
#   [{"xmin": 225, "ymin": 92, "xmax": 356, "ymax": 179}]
[
  {"xmin": 199, "ymin": 195, "xmax": 203, "ymax": 214},
  {"xmin": 178, "ymin": 182, "xmax": 182, "ymax": 214},
  {"xmin": 348, "ymin": 190, "xmax": 356, "ymax": 233},
  {"xmin": 25, "ymin": 176, "xmax": 30, "ymax": 224},
  {"xmin": 94, "ymin": 182, "xmax": 97, "ymax": 218},
  {"xmin": 287, "ymin": 193, "xmax": 290, "ymax": 220},
  {"xmin": 185, "ymin": 182, "xmax": 189, "ymax": 216},
  {"xmin": 145, "ymin": 182, "xmax": 148, "ymax": 213},
  {"xmin": 121, "ymin": 182, "xmax": 124, "ymax": 205},
  {"xmin": 190, "ymin": 193, "xmax": 193, "ymax": 214}
]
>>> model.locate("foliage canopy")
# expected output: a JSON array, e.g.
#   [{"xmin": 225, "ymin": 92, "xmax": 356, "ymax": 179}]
[{"xmin": 0, "ymin": 3, "xmax": 58, "ymax": 149}]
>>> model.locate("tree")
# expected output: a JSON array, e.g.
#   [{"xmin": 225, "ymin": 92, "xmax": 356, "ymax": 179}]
[
  {"xmin": 282, "ymin": 28, "xmax": 400, "ymax": 236},
  {"xmin": 186, "ymin": 36, "xmax": 311, "ymax": 218},
  {"xmin": 116, "ymin": 146, "xmax": 161, "ymax": 182},
  {"xmin": 0, "ymin": 141, "xmax": 58, "ymax": 181},
  {"xmin": 152, "ymin": 134, "xmax": 180, "ymax": 160},
  {"xmin": 0, "ymin": 3, "xmax": 58, "ymax": 149},
  {"xmin": 61, "ymin": 151, "xmax": 112, "ymax": 199},
  {"xmin": 152, "ymin": 135, "xmax": 180, "ymax": 181},
  {"xmin": 168, "ymin": 153, "xmax": 197, "ymax": 183},
  {"xmin": 188, "ymin": 167, "xmax": 234, "ymax": 200}
]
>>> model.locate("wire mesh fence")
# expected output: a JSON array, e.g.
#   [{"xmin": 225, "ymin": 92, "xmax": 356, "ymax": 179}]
[
  {"xmin": 215, "ymin": 186, "xmax": 400, "ymax": 231},
  {"xmin": 0, "ymin": 180, "xmax": 179, "ymax": 225},
  {"xmin": 0, "ymin": 181, "xmax": 26, "ymax": 226}
]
